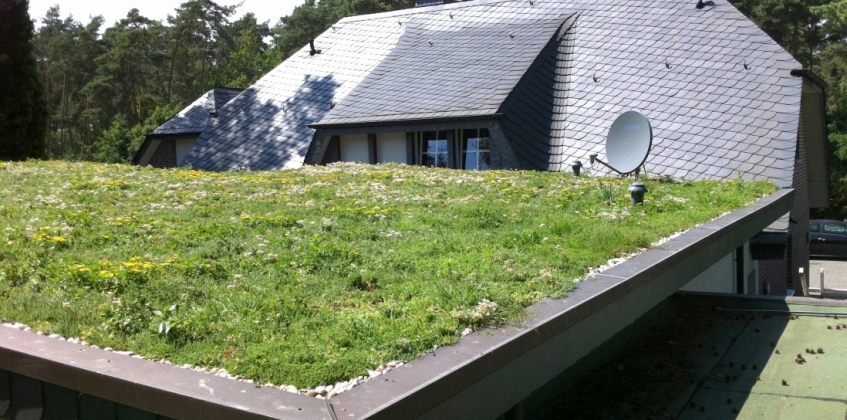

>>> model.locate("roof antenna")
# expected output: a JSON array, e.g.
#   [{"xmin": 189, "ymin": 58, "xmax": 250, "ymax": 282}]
[
  {"xmin": 428, "ymin": 38, "xmax": 433, "ymax": 46},
  {"xmin": 309, "ymin": 39, "xmax": 321, "ymax": 56},
  {"xmin": 449, "ymin": 12, "xmax": 453, "ymax": 18},
  {"xmin": 665, "ymin": 57, "xmax": 671, "ymax": 69},
  {"xmin": 283, "ymin": 106, "xmax": 287, "ymax": 114},
  {"xmin": 529, "ymin": 0, "xmax": 534, "ymax": 5},
  {"xmin": 509, "ymin": 30, "xmax": 514, "ymax": 38},
  {"xmin": 330, "ymin": 101, "xmax": 335, "ymax": 109},
  {"xmin": 696, "ymin": 0, "xmax": 705, "ymax": 8},
  {"xmin": 743, "ymin": 60, "xmax": 750, "ymax": 70},
  {"xmin": 593, "ymin": 74, "xmax": 599, "ymax": 83},
  {"xmin": 399, "ymin": 20, "xmax": 403, "ymax": 26}
]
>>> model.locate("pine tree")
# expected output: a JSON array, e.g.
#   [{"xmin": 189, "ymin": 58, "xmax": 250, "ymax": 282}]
[{"xmin": 0, "ymin": 0, "xmax": 49, "ymax": 160}]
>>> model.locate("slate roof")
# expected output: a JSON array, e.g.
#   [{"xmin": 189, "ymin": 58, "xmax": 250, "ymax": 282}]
[
  {"xmin": 182, "ymin": 0, "xmax": 803, "ymax": 187},
  {"xmin": 150, "ymin": 87, "xmax": 244, "ymax": 135},
  {"xmin": 534, "ymin": 2, "xmax": 802, "ymax": 186},
  {"xmin": 314, "ymin": 14, "xmax": 574, "ymax": 126}
]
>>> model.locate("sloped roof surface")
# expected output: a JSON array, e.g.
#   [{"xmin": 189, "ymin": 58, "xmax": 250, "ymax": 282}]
[
  {"xmin": 151, "ymin": 87, "xmax": 244, "ymax": 135},
  {"xmin": 316, "ymin": 14, "xmax": 573, "ymax": 126},
  {"xmin": 182, "ymin": 0, "xmax": 803, "ymax": 186},
  {"xmin": 538, "ymin": 1, "xmax": 802, "ymax": 186},
  {"xmin": 183, "ymin": 17, "xmax": 410, "ymax": 171},
  {"xmin": 185, "ymin": 0, "xmax": 576, "ymax": 171}
]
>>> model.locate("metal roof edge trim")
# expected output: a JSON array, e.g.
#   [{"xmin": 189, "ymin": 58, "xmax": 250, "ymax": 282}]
[
  {"xmin": 309, "ymin": 113, "xmax": 504, "ymax": 130},
  {"xmin": 676, "ymin": 290, "xmax": 847, "ymax": 308},
  {"xmin": 0, "ymin": 332, "xmax": 331, "ymax": 420},
  {"xmin": 143, "ymin": 132, "xmax": 203, "ymax": 139},
  {"xmin": 332, "ymin": 188, "xmax": 794, "ymax": 419}
]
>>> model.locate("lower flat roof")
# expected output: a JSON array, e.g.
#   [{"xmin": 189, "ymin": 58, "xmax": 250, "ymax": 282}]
[{"xmin": 541, "ymin": 292, "xmax": 847, "ymax": 419}]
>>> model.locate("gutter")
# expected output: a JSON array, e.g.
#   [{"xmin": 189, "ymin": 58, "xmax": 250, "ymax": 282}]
[
  {"xmin": 308, "ymin": 113, "xmax": 504, "ymax": 130},
  {"xmin": 790, "ymin": 68, "xmax": 828, "ymax": 89}
]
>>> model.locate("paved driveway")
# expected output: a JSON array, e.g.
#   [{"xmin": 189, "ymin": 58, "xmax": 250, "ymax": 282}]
[{"xmin": 808, "ymin": 259, "xmax": 847, "ymax": 297}]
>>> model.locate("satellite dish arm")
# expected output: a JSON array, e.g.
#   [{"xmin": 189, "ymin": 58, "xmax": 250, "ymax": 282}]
[{"xmin": 589, "ymin": 154, "xmax": 627, "ymax": 176}]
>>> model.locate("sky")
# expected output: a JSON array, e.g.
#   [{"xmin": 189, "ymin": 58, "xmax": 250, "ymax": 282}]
[{"xmin": 28, "ymin": 0, "xmax": 303, "ymax": 28}]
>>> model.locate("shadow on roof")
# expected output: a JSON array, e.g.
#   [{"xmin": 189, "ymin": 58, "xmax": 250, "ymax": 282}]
[
  {"xmin": 532, "ymin": 293, "xmax": 845, "ymax": 419},
  {"xmin": 186, "ymin": 74, "xmax": 341, "ymax": 171}
]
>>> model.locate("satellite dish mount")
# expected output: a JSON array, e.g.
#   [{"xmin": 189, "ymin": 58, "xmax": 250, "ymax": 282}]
[{"xmin": 589, "ymin": 111, "xmax": 652, "ymax": 177}]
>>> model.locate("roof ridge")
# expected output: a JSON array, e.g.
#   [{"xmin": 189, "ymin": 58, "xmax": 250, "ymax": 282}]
[{"xmin": 338, "ymin": 0, "xmax": 530, "ymax": 23}]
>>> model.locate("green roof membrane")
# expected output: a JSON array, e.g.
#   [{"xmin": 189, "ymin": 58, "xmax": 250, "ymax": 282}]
[
  {"xmin": 683, "ymin": 306, "xmax": 847, "ymax": 419},
  {"xmin": 542, "ymin": 294, "xmax": 847, "ymax": 420}
]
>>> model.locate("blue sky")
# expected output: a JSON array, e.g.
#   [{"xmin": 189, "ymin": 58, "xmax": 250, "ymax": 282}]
[{"xmin": 29, "ymin": 0, "xmax": 301, "ymax": 28}]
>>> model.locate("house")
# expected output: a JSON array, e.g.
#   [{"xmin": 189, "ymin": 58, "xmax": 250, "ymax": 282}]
[
  {"xmin": 133, "ymin": 87, "xmax": 243, "ymax": 168},
  {"xmin": 134, "ymin": 0, "xmax": 830, "ymax": 295}
]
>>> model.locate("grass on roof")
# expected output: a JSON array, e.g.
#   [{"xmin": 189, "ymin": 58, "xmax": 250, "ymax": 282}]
[{"xmin": 0, "ymin": 161, "xmax": 776, "ymax": 387}]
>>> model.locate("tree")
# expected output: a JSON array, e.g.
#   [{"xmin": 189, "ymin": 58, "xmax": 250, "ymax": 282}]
[
  {"xmin": 35, "ymin": 7, "xmax": 106, "ymax": 159},
  {"xmin": 730, "ymin": 0, "xmax": 826, "ymax": 68},
  {"xmin": 84, "ymin": 9, "xmax": 169, "ymax": 128},
  {"xmin": 0, "ymin": 0, "xmax": 49, "ymax": 160},
  {"xmin": 92, "ymin": 103, "xmax": 181, "ymax": 163},
  {"xmin": 165, "ymin": 0, "xmax": 236, "ymax": 102},
  {"xmin": 209, "ymin": 21, "xmax": 278, "ymax": 88}
]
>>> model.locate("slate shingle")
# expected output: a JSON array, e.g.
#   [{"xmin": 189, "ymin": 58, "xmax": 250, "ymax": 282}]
[
  {"xmin": 152, "ymin": 87, "xmax": 244, "ymax": 135},
  {"xmin": 180, "ymin": 0, "xmax": 803, "ymax": 187}
]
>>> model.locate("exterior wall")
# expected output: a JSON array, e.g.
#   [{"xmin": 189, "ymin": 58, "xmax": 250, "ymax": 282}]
[
  {"xmin": 679, "ymin": 242, "xmax": 758, "ymax": 295},
  {"xmin": 802, "ymin": 78, "xmax": 830, "ymax": 208},
  {"xmin": 322, "ymin": 136, "xmax": 342, "ymax": 164},
  {"xmin": 790, "ymin": 128, "xmax": 811, "ymax": 294},
  {"xmin": 340, "ymin": 134, "xmax": 370, "ymax": 163},
  {"xmin": 317, "ymin": 126, "xmax": 520, "ymax": 170},
  {"xmin": 377, "ymin": 132, "xmax": 407, "ymax": 164},
  {"xmin": 497, "ymin": 21, "xmax": 574, "ymax": 170},
  {"xmin": 680, "ymin": 252, "xmax": 735, "ymax": 293},
  {"xmin": 758, "ymin": 247, "xmax": 787, "ymax": 295},
  {"xmin": 759, "ymin": 104, "xmax": 811, "ymax": 295},
  {"xmin": 0, "ymin": 369, "xmax": 173, "ymax": 420},
  {"xmin": 744, "ymin": 241, "xmax": 758, "ymax": 294},
  {"xmin": 148, "ymin": 139, "xmax": 177, "ymax": 168}
]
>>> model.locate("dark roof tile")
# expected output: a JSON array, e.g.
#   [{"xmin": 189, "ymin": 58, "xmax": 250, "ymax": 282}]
[{"xmin": 177, "ymin": 0, "xmax": 803, "ymax": 186}]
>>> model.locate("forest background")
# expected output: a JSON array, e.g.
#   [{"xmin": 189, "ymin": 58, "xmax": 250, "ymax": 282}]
[{"xmin": 13, "ymin": 0, "xmax": 847, "ymax": 217}]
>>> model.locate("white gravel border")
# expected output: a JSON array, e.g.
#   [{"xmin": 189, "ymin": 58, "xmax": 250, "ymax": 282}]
[{"xmin": 0, "ymin": 320, "xmax": 403, "ymax": 399}]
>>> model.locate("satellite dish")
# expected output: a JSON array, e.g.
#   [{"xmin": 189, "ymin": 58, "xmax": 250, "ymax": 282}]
[{"xmin": 605, "ymin": 111, "xmax": 652, "ymax": 175}]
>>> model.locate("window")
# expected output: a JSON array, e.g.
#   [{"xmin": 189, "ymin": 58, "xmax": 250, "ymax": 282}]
[
  {"xmin": 823, "ymin": 223, "xmax": 847, "ymax": 234},
  {"xmin": 421, "ymin": 131, "xmax": 449, "ymax": 168},
  {"xmin": 810, "ymin": 222, "xmax": 820, "ymax": 232},
  {"xmin": 462, "ymin": 128, "xmax": 490, "ymax": 170}
]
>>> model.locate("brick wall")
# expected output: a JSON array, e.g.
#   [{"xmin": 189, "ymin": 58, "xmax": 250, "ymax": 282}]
[{"xmin": 148, "ymin": 139, "xmax": 176, "ymax": 168}]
